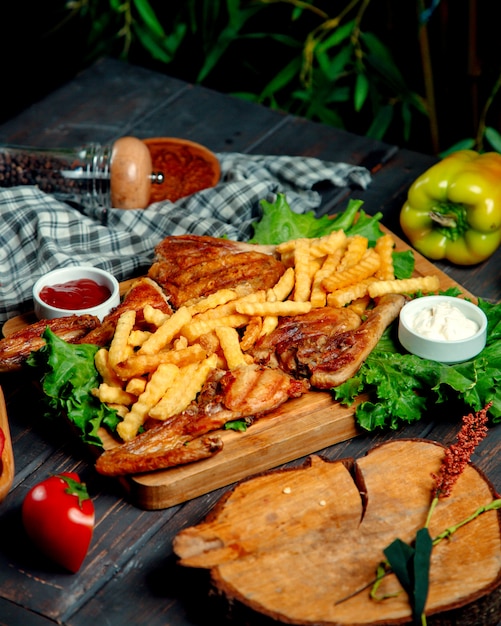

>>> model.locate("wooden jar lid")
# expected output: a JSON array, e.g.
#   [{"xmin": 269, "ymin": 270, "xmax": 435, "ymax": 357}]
[{"xmin": 110, "ymin": 136, "xmax": 152, "ymax": 209}]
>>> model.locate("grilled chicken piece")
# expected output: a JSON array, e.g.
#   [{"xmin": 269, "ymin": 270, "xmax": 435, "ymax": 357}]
[
  {"xmin": 253, "ymin": 294, "xmax": 407, "ymax": 389},
  {"xmin": 95, "ymin": 432, "xmax": 224, "ymax": 477},
  {"xmin": 79, "ymin": 277, "xmax": 173, "ymax": 347},
  {"xmin": 0, "ymin": 314, "xmax": 100, "ymax": 373},
  {"xmin": 95, "ymin": 364, "xmax": 309, "ymax": 476},
  {"xmin": 148, "ymin": 234, "xmax": 285, "ymax": 308},
  {"xmin": 251, "ymin": 306, "xmax": 363, "ymax": 372}
]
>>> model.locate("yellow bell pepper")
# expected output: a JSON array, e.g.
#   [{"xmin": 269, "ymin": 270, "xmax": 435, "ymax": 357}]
[{"xmin": 400, "ymin": 150, "xmax": 501, "ymax": 265}]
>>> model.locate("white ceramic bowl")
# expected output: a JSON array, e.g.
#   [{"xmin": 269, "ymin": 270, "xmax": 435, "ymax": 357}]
[
  {"xmin": 33, "ymin": 266, "xmax": 120, "ymax": 322},
  {"xmin": 398, "ymin": 295, "xmax": 488, "ymax": 363}
]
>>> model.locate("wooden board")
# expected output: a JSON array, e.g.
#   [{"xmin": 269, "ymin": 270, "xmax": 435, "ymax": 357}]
[{"xmin": 2, "ymin": 229, "xmax": 476, "ymax": 510}]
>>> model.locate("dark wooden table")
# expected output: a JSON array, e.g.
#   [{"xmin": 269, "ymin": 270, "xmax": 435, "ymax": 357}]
[{"xmin": 0, "ymin": 58, "xmax": 499, "ymax": 626}]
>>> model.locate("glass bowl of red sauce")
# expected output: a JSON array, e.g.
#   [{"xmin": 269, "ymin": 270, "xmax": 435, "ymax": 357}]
[{"xmin": 33, "ymin": 266, "xmax": 120, "ymax": 321}]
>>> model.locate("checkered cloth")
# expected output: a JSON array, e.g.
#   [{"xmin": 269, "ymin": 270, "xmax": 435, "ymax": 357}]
[{"xmin": 0, "ymin": 153, "xmax": 370, "ymax": 323}]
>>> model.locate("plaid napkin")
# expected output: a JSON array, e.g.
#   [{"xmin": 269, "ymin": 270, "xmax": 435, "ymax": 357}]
[{"xmin": 0, "ymin": 153, "xmax": 370, "ymax": 323}]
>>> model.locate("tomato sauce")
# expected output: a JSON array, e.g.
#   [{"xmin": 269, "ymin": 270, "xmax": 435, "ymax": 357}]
[
  {"xmin": 144, "ymin": 138, "xmax": 220, "ymax": 203},
  {"xmin": 39, "ymin": 278, "xmax": 111, "ymax": 310}
]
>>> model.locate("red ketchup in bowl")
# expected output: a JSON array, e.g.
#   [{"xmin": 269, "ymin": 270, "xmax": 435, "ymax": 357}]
[{"xmin": 39, "ymin": 278, "xmax": 111, "ymax": 310}]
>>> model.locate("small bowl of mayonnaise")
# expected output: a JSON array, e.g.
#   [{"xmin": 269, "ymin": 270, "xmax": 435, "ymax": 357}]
[{"xmin": 398, "ymin": 295, "xmax": 488, "ymax": 363}]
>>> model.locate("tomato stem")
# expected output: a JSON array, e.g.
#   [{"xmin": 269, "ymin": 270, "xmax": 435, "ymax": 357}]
[{"xmin": 59, "ymin": 475, "xmax": 90, "ymax": 508}]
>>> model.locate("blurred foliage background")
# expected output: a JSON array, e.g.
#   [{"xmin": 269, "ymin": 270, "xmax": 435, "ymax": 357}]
[{"xmin": 1, "ymin": 0, "xmax": 500, "ymax": 155}]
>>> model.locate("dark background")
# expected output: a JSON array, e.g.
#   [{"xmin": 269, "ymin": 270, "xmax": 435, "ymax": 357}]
[{"xmin": 0, "ymin": 0, "xmax": 498, "ymax": 155}]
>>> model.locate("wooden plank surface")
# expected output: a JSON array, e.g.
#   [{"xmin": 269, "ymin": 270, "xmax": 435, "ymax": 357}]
[
  {"xmin": 2, "ymin": 228, "xmax": 475, "ymax": 510},
  {"xmin": 0, "ymin": 58, "xmax": 499, "ymax": 626}
]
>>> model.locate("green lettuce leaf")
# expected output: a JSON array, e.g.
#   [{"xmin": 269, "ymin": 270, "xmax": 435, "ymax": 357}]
[
  {"xmin": 27, "ymin": 328, "xmax": 121, "ymax": 447},
  {"xmin": 250, "ymin": 194, "xmax": 383, "ymax": 245},
  {"xmin": 334, "ymin": 297, "xmax": 501, "ymax": 430}
]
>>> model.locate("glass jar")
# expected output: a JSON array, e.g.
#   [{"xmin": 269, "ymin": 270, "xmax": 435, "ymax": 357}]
[{"xmin": 0, "ymin": 136, "xmax": 154, "ymax": 210}]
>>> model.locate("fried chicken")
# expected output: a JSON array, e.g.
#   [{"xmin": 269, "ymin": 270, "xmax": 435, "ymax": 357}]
[
  {"xmin": 0, "ymin": 314, "xmax": 100, "ymax": 373},
  {"xmin": 79, "ymin": 277, "xmax": 173, "ymax": 347},
  {"xmin": 95, "ymin": 364, "xmax": 309, "ymax": 476},
  {"xmin": 253, "ymin": 294, "xmax": 407, "ymax": 389},
  {"xmin": 148, "ymin": 234, "xmax": 285, "ymax": 308}
]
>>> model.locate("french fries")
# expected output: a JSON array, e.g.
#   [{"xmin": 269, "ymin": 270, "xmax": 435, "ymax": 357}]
[{"xmin": 94, "ymin": 225, "xmax": 442, "ymax": 447}]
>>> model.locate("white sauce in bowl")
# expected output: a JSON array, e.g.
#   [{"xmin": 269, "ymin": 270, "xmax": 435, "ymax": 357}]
[{"xmin": 408, "ymin": 301, "xmax": 480, "ymax": 341}]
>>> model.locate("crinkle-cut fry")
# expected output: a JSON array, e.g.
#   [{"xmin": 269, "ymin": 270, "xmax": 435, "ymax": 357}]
[
  {"xmin": 149, "ymin": 353, "xmax": 218, "ymax": 421},
  {"xmin": 138, "ymin": 306, "xmax": 192, "ymax": 355},
  {"xmin": 117, "ymin": 363, "xmax": 180, "ymax": 441},
  {"xmin": 128, "ymin": 329, "xmax": 151, "ymax": 347},
  {"xmin": 259, "ymin": 315, "xmax": 279, "ymax": 337},
  {"xmin": 326, "ymin": 278, "xmax": 376, "ymax": 308},
  {"xmin": 215, "ymin": 326, "xmax": 247, "ymax": 369},
  {"xmin": 239, "ymin": 316, "xmax": 263, "ymax": 351},
  {"xmin": 375, "ymin": 233, "xmax": 395, "ymax": 280},
  {"xmin": 308, "ymin": 230, "xmax": 347, "ymax": 258},
  {"xmin": 192, "ymin": 291, "xmax": 266, "ymax": 322},
  {"xmin": 109, "ymin": 310, "xmax": 136, "ymax": 369},
  {"xmin": 322, "ymin": 248, "xmax": 381, "ymax": 292},
  {"xmin": 186, "ymin": 289, "xmax": 238, "ymax": 316},
  {"xmin": 348, "ymin": 294, "xmax": 372, "ymax": 316},
  {"xmin": 308, "ymin": 257, "xmax": 323, "ymax": 278},
  {"xmin": 276, "ymin": 239, "xmax": 297, "ymax": 254},
  {"xmin": 114, "ymin": 344, "xmax": 207, "ymax": 379},
  {"xmin": 125, "ymin": 377, "xmax": 147, "ymax": 396},
  {"xmin": 95, "ymin": 348, "xmax": 123, "ymax": 387},
  {"xmin": 267, "ymin": 267, "xmax": 295, "ymax": 302},
  {"xmin": 93, "ymin": 383, "xmax": 137, "ymax": 406},
  {"xmin": 278, "ymin": 249, "xmax": 295, "ymax": 268},
  {"xmin": 337, "ymin": 235, "xmax": 369, "ymax": 271},
  {"xmin": 368, "ymin": 274, "xmax": 440, "ymax": 298},
  {"xmin": 293, "ymin": 238, "xmax": 312, "ymax": 302},
  {"xmin": 107, "ymin": 403, "xmax": 129, "ymax": 418},
  {"xmin": 309, "ymin": 248, "xmax": 346, "ymax": 307},
  {"xmin": 182, "ymin": 313, "xmax": 250, "ymax": 342},
  {"xmin": 310, "ymin": 286, "xmax": 327, "ymax": 308},
  {"xmin": 197, "ymin": 331, "xmax": 220, "ymax": 355},
  {"xmin": 143, "ymin": 304, "xmax": 170, "ymax": 327},
  {"xmin": 173, "ymin": 335, "xmax": 188, "ymax": 350},
  {"xmin": 236, "ymin": 300, "xmax": 312, "ymax": 316}
]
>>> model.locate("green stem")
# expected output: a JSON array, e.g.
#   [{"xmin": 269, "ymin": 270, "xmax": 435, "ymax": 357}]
[
  {"xmin": 433, "ymin": 498, "xmax": 501, "ymax": 545},
  {"xmin": 424, "ymin": 495, "xmax": 439, "ymax": 529}
]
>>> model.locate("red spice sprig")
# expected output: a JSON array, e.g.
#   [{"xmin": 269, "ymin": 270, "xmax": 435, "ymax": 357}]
[{"xmin": 431, "ymin": 402, "xmax": 491, "ymax": 500}]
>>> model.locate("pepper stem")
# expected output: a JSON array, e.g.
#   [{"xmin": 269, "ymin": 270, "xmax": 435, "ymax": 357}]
[{"xmin": 428, "ymin": 203, "xmax": 468, "ymax": 241}]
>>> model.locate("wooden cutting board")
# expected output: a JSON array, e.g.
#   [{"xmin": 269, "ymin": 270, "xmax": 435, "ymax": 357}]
[{"xmin": 2, "ymin": 229, "xmax": 475, "ymax": 510}]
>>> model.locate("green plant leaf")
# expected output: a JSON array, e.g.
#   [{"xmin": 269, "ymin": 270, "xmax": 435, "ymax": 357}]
[
  {"xmin": 317, "ymin": 19, "xmax": 355, "ymax": 51},
  {"xmin": 366, "ymin": 104, "xmax": 394, "ymax": 140},
  {"xmin": 484, "ymin": 126, "xmax": 501, "ymax": 153},
  {"xmin": 260, "ymin": 57, "xmax": 303, "ymax": 100},
  {"xmin": 133, "ymin": 0, "xmax": 165, "ymax": 37},
  {"xmin": 134, "ymin": 23, "xmax": 176, "ymax": 64},
  {"xmin": 354, "ymin": 72, "xmax": 369, "ymax": 111},
  {"xmin": 319, "ymin": 44, "xmax": 352, "ymax": 81},
  {"xmin": 413, "ymin": 528, "xmax": 432, "ymax": 621},
  {"xmin": 383, "ymin": 538, "xmax": 414, "ymax": 595}
]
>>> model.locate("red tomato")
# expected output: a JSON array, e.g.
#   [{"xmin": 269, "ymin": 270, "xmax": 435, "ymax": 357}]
[{"xmin": 22, "ymin": 472, "xmax": 95, "ymax": 573}]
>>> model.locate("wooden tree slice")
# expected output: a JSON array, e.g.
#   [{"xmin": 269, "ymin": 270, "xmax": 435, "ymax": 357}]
[{"xmin": 173, "ymin": 439, "xmax": 501, "ymax": 625}]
